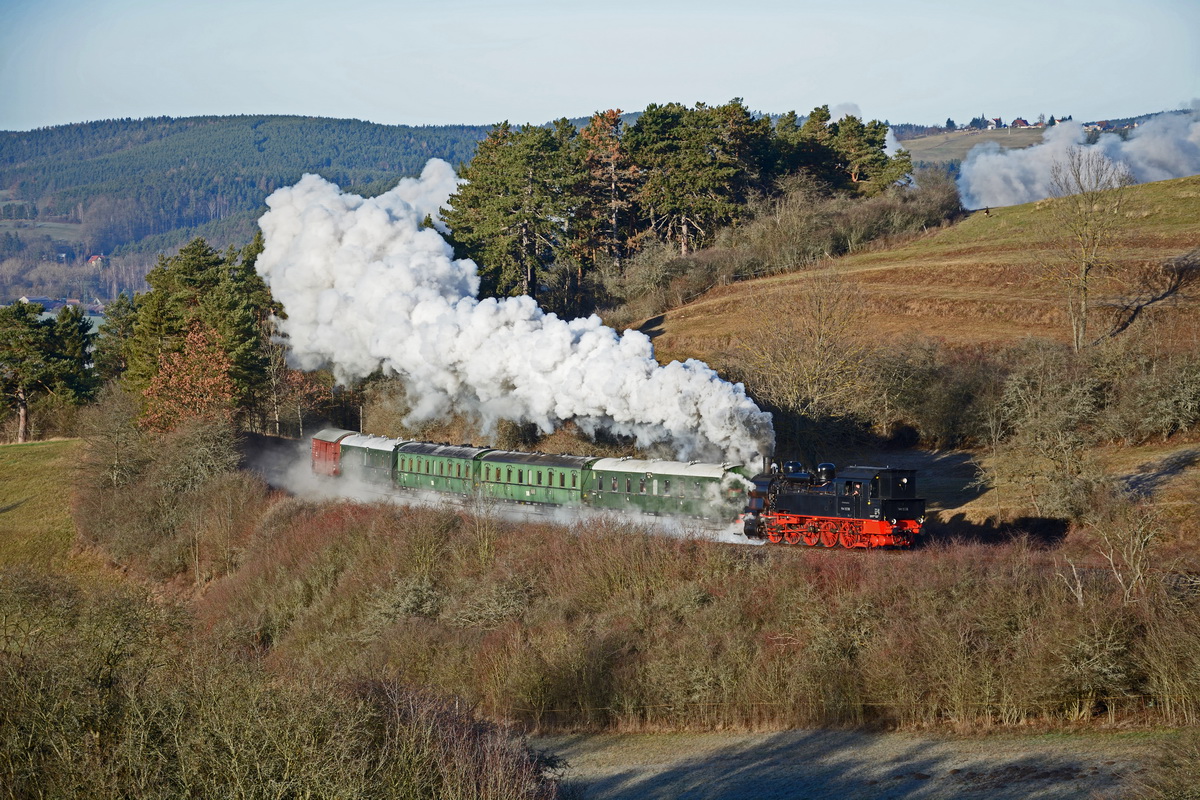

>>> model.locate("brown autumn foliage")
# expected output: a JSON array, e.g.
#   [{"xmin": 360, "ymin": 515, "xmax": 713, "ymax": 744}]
[
  {"xmin": 179, "ymin": 494, "xmax": 1200, "ymax": 733},
  {"xmin": 0, "ymin": 567, "xmax": 562, "ymax": 799},
  {"xmin": 141, "ymin": 322, "xmax": 236, "ymax": 433}
]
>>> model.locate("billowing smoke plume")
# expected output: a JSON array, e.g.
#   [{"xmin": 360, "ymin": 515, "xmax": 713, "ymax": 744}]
[
  {"xmin": 958, "ymin": 111, "xmax": 1200, "ymax": 209},
  {"xmin": 255, "ymin": 160, "xmax": 774, "ymax": 464}
]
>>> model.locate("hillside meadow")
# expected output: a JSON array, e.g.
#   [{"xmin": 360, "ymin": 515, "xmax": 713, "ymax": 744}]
[
  {"xmin": 901, "ymin": 127, "xmax": 1046, "ymax": 164},
  {"xmin": 646, "ymin": 173, "xmax": 1200, "ymax": 363}
]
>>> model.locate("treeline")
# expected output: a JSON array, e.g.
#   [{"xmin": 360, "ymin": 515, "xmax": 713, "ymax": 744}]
[
  {"xmin": 0, "ymin": 115, "xmax": 491, "ymax": 255},
  {"xmin": 0, "ymin": 235, "xmax": 362, "ymax": 444},
  {"xmin": 444, "ymin": 100, "xmax": 915, "ymax": 317}
]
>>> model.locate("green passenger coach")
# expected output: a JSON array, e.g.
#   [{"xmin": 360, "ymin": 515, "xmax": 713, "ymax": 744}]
[
  {"xmin": 338, "ymin": 434, "xmax": 407, "ymax": 484},
  {"xmin": 479, "ymin": 451, "xmax": 594, "ymax": 506},
  {"xmin": 395, "ymin": 442, "xmax": 491, "ymax": 494},
  {"xmin": 586, "ymin": 457, "xmax": 750, "ymax": 518}
]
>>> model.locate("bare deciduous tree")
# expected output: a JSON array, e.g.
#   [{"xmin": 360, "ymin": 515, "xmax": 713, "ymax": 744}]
[
  {"xmin": 1044, "ymin": 147, "xmax": 1135, "ymax": 352},
  {"xmin": 733, "ymin": 270, "xmax": 868, "ymax": 419}
]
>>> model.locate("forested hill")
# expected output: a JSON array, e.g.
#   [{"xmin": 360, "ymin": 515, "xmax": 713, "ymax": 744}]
[{"xmin": 0, "ymin": 115, "xmax": 491, "ymax": 255}]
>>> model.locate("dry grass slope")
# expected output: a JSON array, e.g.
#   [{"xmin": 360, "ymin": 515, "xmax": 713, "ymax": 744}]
[
  {"xmin": 902, "ymin": 127, "xmax": 1046, "ymax": 163},
  {"xmin": 647, "ymin": 174, "xmax": 1200, "ymax": 365}
]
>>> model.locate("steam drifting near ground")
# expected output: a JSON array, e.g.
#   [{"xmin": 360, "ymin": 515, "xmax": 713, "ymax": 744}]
[
  {"xmin": 243, "ymin": 435, "xmax": 758, "ymax": 545},
  {"xmin": 958, "ymin": 111, "xmax": 1200, "ymax": 209},
  {"xmin": 255, "ymin": 159, "xmax": 774, "ymax": 465}
]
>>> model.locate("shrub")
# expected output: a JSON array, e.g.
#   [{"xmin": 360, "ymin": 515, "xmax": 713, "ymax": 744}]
[{"xmin": 0, "ymin": 566, "xmax": 561, "ymax": 799}]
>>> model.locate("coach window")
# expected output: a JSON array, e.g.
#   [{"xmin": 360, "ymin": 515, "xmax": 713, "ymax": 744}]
[
  {"xmin": 639, "ymin": 479, "xmax": 646, "ymax": 494},
  {"xmin": 626, "ymin": 477, "xmax": 632, "ymax": 494},
  {"xmin": 518, "ymin": 469, "xmax": 524, "ymax": 484},
  {"xmin": 560, "ymin": 473, "xmax": 565, "ymax": 488},
  {"xmin": 571, "ymin": 472, "xmax": 577, "ymax": 488},
  {"xmin": 538, "ymin": 471, "xmax": 543, "ymax": 485},
  {"xmin": 664, "ymin": 480, "xmax": 671, "ymax": 495},
  {"xmin": 596, "ymin": 476, "xmax": 603, "ymax": 491},
  {"xmin": 611, "ymin": 477, "xmax": 618, "ymax": 491},
  {"xmin": 507, "ymin": 468, "xmax": 513, "ymax": 482}
]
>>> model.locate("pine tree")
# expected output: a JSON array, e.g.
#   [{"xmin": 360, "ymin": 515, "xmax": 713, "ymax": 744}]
[
  {"xmin": 774, "ymin": 105, "xmax": 841, "ymax": 190},
  {"xmin": 577, "ymin": 109, "xmax": 639, "ymax": 276},
  {"xmin": 93, "ymin": 292, "xmax": 137, "ymax": 382},
  {"xmin": 443, "ymin": 122, "xmax": 581, "ymax": 302},
  {"xmin": 0, "ymin": 303, "xmax": 97, "ymax": 441},
  {"xmin": 122, "ymin": 236, "xmax": 275, "ymax": 423},
  {"xmin": 51, "ymin": 304, "xmax": 98, "ymax": 401},
  {"xmin": 625, "ymin": 102, "xmax": 742, "ymax": 255},
  {"xmin": 0, "ymin": 303, "xmax": 57, "ymax": 442}
]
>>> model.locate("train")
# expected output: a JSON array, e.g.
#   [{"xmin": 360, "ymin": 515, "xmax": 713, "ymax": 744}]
[{"xmin": 311, "ymin": 428, "xmax": 926, "ymax": 548}]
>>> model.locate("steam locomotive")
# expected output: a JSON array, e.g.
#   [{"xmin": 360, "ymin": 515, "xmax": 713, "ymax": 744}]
[
  {"xmin": 311, "ymin": 429, "xmax": 925, "ymax": 549},
  {"xmin": 741, "ymin": 462, "xmax": 925, "ymax": 548}
]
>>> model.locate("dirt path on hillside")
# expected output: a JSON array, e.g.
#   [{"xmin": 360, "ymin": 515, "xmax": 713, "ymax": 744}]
[{"xmin": 532, "ymin": 729, "xmax": 1160, "ymax": 800}]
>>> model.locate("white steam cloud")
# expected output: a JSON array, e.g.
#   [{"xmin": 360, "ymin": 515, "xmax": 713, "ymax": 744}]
[
  {"xmin": 255, "ymin": 160, "xmax": 774, "ymax": 464},
  {"xmin": 958, "ymin": 112, "xmax": 1200, "ymax": 209}
]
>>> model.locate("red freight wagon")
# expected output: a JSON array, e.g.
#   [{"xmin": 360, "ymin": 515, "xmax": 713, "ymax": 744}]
[{"xmin": 311, "ymin": 428, "xmax": 356, "ymax": 476}]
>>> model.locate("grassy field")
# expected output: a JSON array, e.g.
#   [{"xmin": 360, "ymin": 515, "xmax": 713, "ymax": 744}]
[
  {"xmin": 901, "ymin": 127, "xmax": 1045, "ymax": 163},
  {"xmin": 0, "ymin": 439, "xmax": 111, "ymax": 576},
  {"xmin": 647, "ymin": 173, "xmax": 1200, "ymax": 363},
  {"xmin": 0, "ymin": 219, "xmax": 85, "ymax": 243}
]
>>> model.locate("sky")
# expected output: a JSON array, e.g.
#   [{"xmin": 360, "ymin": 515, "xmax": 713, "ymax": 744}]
[{"xmin": 1, "ymin": 0, "xmax": 1197, "ymax": 132}]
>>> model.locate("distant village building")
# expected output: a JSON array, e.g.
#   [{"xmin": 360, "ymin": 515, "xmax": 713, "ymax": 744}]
[
  {"xmin": 1010, "ymin": 118, "xmax": 1030, "ymax": 129},
  {"xmin": 15, "ymin": 296, "xmax": 100, "ymax": 314},
  {"xmin": 18, "ymin": 296, "xmax": 54, "ymax": 307},
  {"xmin": 87, "ymin": 255, "xmax": 105, "ymax": 266},
  {"xmin": 987, "ymin": 117, "xmax": 1005, "ymax": 130}
]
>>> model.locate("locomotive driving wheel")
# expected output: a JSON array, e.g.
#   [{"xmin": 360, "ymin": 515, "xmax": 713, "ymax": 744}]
[
  {"xmin": 766, "ymin": 526, "xmax": 783, "ymax": 544},
  {"xmin": 819, "ymin": 522, "xmax": 838, "ymax": 548},
  {"xmin": 802, "ymin": 524, "xmax": 820, "ymax": 547},
  {"xmin": 784, "ymin": 527, "xmax": 802, "ymax": 545},
  {"xmin": 838, "ymin": 524, "xmax": 860, "ymax": 549}
]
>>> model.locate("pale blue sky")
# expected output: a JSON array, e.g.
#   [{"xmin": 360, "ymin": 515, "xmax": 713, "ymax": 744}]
[{"xmin": 1, "ymin": 0, "xmax": 1197, "ymax": 131}]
